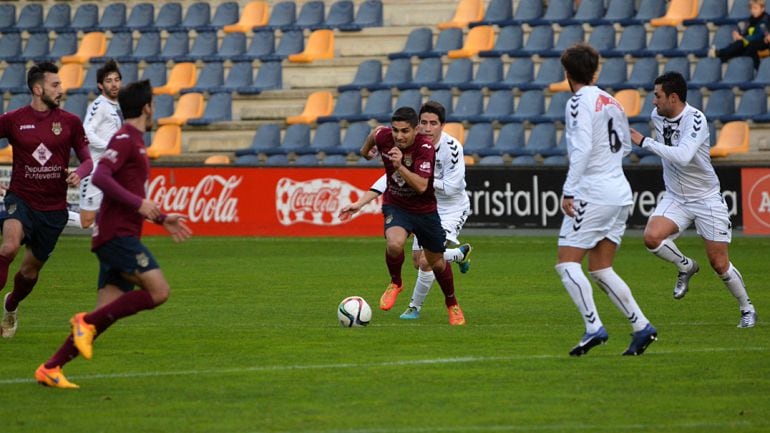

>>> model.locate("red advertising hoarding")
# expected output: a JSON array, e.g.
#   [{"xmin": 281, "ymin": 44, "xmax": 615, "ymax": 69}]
[
  {"xmin": 741, "ymin": 167, "xmax": 770, "ymax": 235},
  {"xmin": 142, "ymin": 167, "xmax": 385, "ymax": 236}
]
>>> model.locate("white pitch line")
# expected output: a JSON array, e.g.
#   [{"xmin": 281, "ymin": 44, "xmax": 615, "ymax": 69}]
[{"xmin": 1, "ymin": 346, "xmax": 767, "ymax": 386}]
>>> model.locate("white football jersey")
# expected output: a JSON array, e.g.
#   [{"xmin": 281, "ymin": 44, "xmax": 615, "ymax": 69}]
[
  {"xmin": 643, "ymin": 104, "xmax": 719, "ymax": 202},
  {"xmin": 370, "ymin": 132, "xmax": 470, "ymax": 214},
  {"xmin": 563, "ymin": 86, "xmax": 633, "ymax": 206},
  {"xmin": 83, "ymin": 94, "xmax": 123, "ymax": 165}
]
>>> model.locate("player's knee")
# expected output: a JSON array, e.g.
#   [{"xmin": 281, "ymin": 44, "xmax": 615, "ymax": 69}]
[
  {"xmin": 147, "ymin": 283, "xmax": 170, "ymax": 306},
  {"xmin": 80, "ymin": 216, "xmax": 95, "ymax": 229},
  {"xmin": 0, "ymin": 243, "xmax": 20, "ymax": 259},
  {"xmin": 709, "ymin": 257, "xmax": 730, "ymax": 275},
  {"xmin": 643, "ymin": 230, "xmax": 663, "ymax": 250}
]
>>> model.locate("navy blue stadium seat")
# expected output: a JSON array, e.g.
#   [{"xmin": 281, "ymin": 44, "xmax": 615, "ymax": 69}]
[
  {"xmin": 531, "ymin": 92, "xmax": 572, "ymax": 124},
  {"xmin": 323, "ymin": 154, "xmax": 349, "ymax": 165},
  {"xmin": 147, "ymin": 31, "xmax": 189, "ymax": 63},
  {"xmin": 15, "ymin": 4, "xmax": 43, "ymax": 33},
  {"xmin": 429, "ymin": 58, "xmax": 474, "ymax": 90},
  {"xmin": 389, "ymin": 27, "xmax": 433, "ymax": 59},
  {"xmin": 663, "ymin": 57, "xmax": 691, "ymax": 80},
  {"xmin": 215, "ymin": 62, "xmax": 253, "ymax": 93},
  {"xmin": 153, "ymin": 95, "xmax": 175, "ymax": 121},
  {"xmin": 175, "ymin": 3, "xmax": 210, "ymax": 31},
  {"xmin": 260, "ymin": 30, "xmax": 304, "ymax": 61},
  {"xmin": 466, "ymin": 90, "xmax": 513, "ymax": 123},
  {"xmin": 235, "ymin": 154, "xmax": 261, "ymax": 165},
  {"xmin": 42, "ymin": 4, "xmax": 71, "ymax": 32},
  {"xmin": 310, "ymin": 122, "xmax": 342, "ymax": 154},
  {"xmin": 601, "ymin": 25, "xmax": 646, "ymax": 58},
  {"xmin": 183, "ymin": 62, "xmax": 225, "ymax": 94},
  {"xmin": 64, "ymin": 94, "xmax": 89, "ymax": 121},
  {"xmin": 708, "ymin": 56, "xmax": 755, "ymax": 90},
  {"xmin": 0, "ymin": 63, "xmax": 28, "ymax": 94},
  {"xmin": 179, "ymin": 31, "xmax": 219, "ymax": 62},
  {"xmin": 236, "ymin": 124, "xmax": 281, "ymax": 156},
  {"xmin": 294, "ymin": 154, "xmax": 321, "ymax": 166},
  {"xmin": 123, "ymin": 3, "xmax": 154, "ymax": 31},
  {"xmin": 703, "ymin": 89, "xmax": 735, "ymax": 122},
  {"xmin": 561, "ymin": 0, "xmax": 605, "ymax": 25},
  {"xmin": 511, "ymin": 155, "xmax": 538, "ymax": 165},
  {"xmin": 92, "ymin": 32, "xmax": 133, "ymax": 63},
  {"xmin": 339, "ymin": 122, "xmax": 372, "ymax": 153},
  {"xmin": 6, "ymin": 94, "xmax": 31, "ymax": 112},
  {"xmin": 632, "ymin": 26, "xmax": 677, "ymax": 57},
  {"xmin": 506, "ymin": 1, "xmax": 544, "ymax": 25},
  {"xmin": 508, "ymin": 25, "xmax": 553, "ymax": 57},
  {"xmin": 479, "ymin": 26, "xmax": 523, "ymax": 57},
  {"xmin": 339, "ymin": 59, "xmax": 382, "ymax": 92},
  {"xmin": 615, "ymin": 58, "xmax": 658, "ymax": 90},
  {"xmin": 586, "ymin": 25, "xmax": 616, "ymax": 52},
  {"xmin": 629, "ymin": 93, "xmax": 654, "ymax": 124},
  {"xmin": 46, "ymin": 33, "xmax": 76, "ymax": 60},
  {"xmin": 316, "ymin": 0, "xmax": 354, "ymax": 29},
  {"xmin": 264, "ymin": 154, "xmax": 290, "ymax": 166},
  {"xmin": 488, "ymin": 58, "xmax": 533, "ymax": 90},
  {"xmin": 595, "ymin": 58, "xmax": 627, "ymax": 90},
  {"xmin": 339, "ymin": 0, "xmax": 383, "ymax": 31},
  {"xmin": 287, "ymin": 1, "xmax": 324, "ymax": 30},
  {"xmin": 204, "ymin": 32, "xmax": 247, "ymax": 62},
  {"xmin": 0, "ymin": 4, "xmax": 16, "ymax": 33},
  {"xmin": 721, "ymin": 88, "xmax": 766, "ymax": 122},
  {"xmin": 418, "ymin": 28, "xmax": 462, "ymax": 59},
  {"xmin": 712, "ymin": 24, "xmax": 737, "ymax": 52},
  {"xmin": 264, "ymin": 1, "xmax": 296, "ymax": 30},
  {"xmin": 230, "ymin": 30, "xmax": 275, "ymax": 62},
  {"xmin": 683, "ymin": 0, "xmax": 728, "ymax": 25},
  {"xmin": 463, "ymin": 123, "xmax": 494, "ymax": 156},
  {"xmin": 428, "ymin": 89, "xmax": 454, "ymax": 116},
  {"xmin": 399, "ymin": 57, "xmax": 442, "ymax": 90},
  {"xmin": 0, "ymin": 33, "xmax": 20, "ymax": 60},
  {"xmin": 238, "ymin": 61, "xmax": 282, "ymax": 95},
  {"xmin": 458, "ymin": 58, "xmax": 503, "ymax": 90},
  {"xmin": 713, "ymin": 0, "xmax": 749, "ymax": 25},
  {"xmin": 519, "ymin": 58, "xmax": 564, "ymax": 90},
  {"xmin": 203, "ymin": 2, "xmax": 239, "ymax": 31},
  {"xmin": 446, "ymin": 90, "xmax": 484, "ymax": 122},
  {"xmin": 588, "ymin": 0, "xmax": 635, "ymax": 26},
  {"xmin": 469, "ymin": 0, "xmax": 513, "ymax": 27},
  {"xmin": 687, "ymin": 88, "xmax": 704, "ymax": 111},
  {"xmin": 505, "ymin": 90, "xmax": 545, "ymax": 123},
  {"xmin": 187, "ymin": 93, "xmax": 232, "ymax": 125},
  {"xmin": 369, "ymin": 58, "xmax": 413, "ymax": 91},
  {"xmin": 742, "ymin": 57, "xmax": 770, "ymax": 89},
  {"xmin": 98, "ymin": 4, "xmax": 127, "ymax": 32},
  {"xmin": 489, "ymin": 122, "xmax": 525, "ymax": 157},
  {"xmin": 16, "ymin": 33, "xmax": 50, "ymax": 62},
  {"xmin": 618, "ymin": 0, "xmax": 665, "ymax": 25},
  {"xmin": 346, "ymin": 89, "xmax": 392, "ymax": 123},
  {"xmin": 543, "ymin": 155, "xmax": 568, "ymax": 166},
  {"xmin": 317, "ymin": 90, "xmax": 363, "ymax": 123},
  {"xmin": 638, "ymin": 155, "xmax": 662, "ymax": 165},
  {"xmin": 541, "ymin": 25, "xmax": 584, "ymax": 57},
  {"xmin": 478, "ymin": 155, "xmax": 506, "ymax": 165},
  {"xmin": 688, "ymin": 58, "xmax": 723, "ymax": 89},
  {"xmin": 387, "ymin": 89, "xmax": 423, "ymax": 119},
  {"xmin": 154, "ymin": 3, "xmax": 183, "ymax": 30},
  {"xmin": 279, "ymin": 124, "xmax": 312, "ymax": 155},
  {"xmin": 118, "ymin": 31, "xmax": 161, "ymax": 62},
  {"xmin": 140, "ymin": 62, "xmax": 168, "ymax": 88},
  {"xmin": 661, "ymin": 25, "xmax": 709, "ymax": 58},
  {"xmin": 529, "ymin": 0, "xmax": 574, "ymax": 26},
  {"xmin": 357, "ymin": 155, "xmax": 384, "ymax": 166},
  {"xmin": 524, "ymin": 123, "xmax": 558, "ymax": 157},
  {"xmin": 68, "ymin": 63, "xmax": 100, "ymax": 95}
]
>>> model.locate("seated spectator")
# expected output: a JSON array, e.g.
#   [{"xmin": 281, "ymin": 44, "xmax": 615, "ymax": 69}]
[{"xmin": 711, "ymin": 0, "xmax": 770, "ymax": 69}]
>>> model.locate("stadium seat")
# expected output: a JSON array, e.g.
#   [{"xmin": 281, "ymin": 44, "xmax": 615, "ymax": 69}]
[
  {"xmin": 458, "ymin": 57, "xmax": 503, "ymax": 90},
  {"xmin": 519, "ymin": 58, "xmax": 564, "ymax": 91},
  {"xmin": 508, "ymin": 25, "xmax": 553, "ymax": 57},
  {"xmin": 438, "ymin": 0, "xmax": 484, "ymax": 29},
  {"xmin": 158, "ymin": 93, "xmax": 205, "ymax": 126},
  {"xmin": 524, "ymin": 123, "xmax": 558, "ymax": 157},
  {"xmin": 419, "ymin": 28, "xmax": 463, "ymax": 59},
  {"xmin": 687, "ymin": 88, "xmax": 704, "ymax": 112},
  {"xmin": 588, "ymin": 0, "xmax": 635, "ymax": 26},
  {"xmin": 317, "ymin": 0, "xmax": 354, "ymax": 29},
  {"xmin": 0, "ymin": 33, "xmax": 21, "ymax": 61},
  {"xmin": 390, "ymin": 89, "xmax": 423, "ymax": 116},
  {"xmin": 323, "ymin": 154, "xmax": 349, "ymax": 165},
  {"xmin": 227, "ymin": 30, "xmax": 273, "ymax": 62},
  {"xmin": 216, "ymin": 61, "xmax": 253, "ymax": 93},
  {"xmin": 310, "ymin": 122, "xmax": 342, "ymax": 154},
  {"xmin": 638, "ymin": 154, "xmax": 662, "ymax": 165},
  {"xmin": 742, "ymin": 57, "xmax": 770, "ymax": 89},
  {"xmin": 182, "ymin": 62, "xmax": 224, "ymax": 94},
  {"xmin": 661, "ymin": 25, "xmax": 710, "ymax": 58},
  {"xmin": 339, "ymin": 0, "xmax": 383, "ymax": 31},
  {"xmin": 154, "ymin": 3, "xmax": 183, "ymax": 31},
  {"xmin": 42, "ymin": 4, "xmax": 71, "ymax": 32},
  {"xmin": 237, "ymin": 61, "xmax": 282, "ymax": 95},
  {"xmin": 16, "ymin": 32, "xmax": 50, "ymax": 62},
  {"xmin": 0, "ymin": 63, "xmax": 26, "ymax": 95},
  {"xmin": 446, "ymin": 90, "xmax": 484, "ymax": 122},
  {"xmin": 443, "ymin": 122, "xmax": 465, "ymax": 144},
  {"xmin": 541, "ymin": 25, "xmax": 585, "ymax": 58},
  {"xmin": 462, "ymin": 123, "xmax": 494, "ymax": 156},
  {"xmin": 528, "ymin": 0, "xmax": 574, "ymax": 26},
  {"xmin": 187, "ymin": 93, "xmax": 232, "ymax": 125},
  {"xmin": 97, "ymin": 4, "xmax": 127, "ymax": 32},
  {"xmin": 316, "ymin": 90, "xmax": 362, "ymax": 123},
  {"xmin": 287, "ymin": 91, "xmax": 334, "ymax": 124},
  {"xmin": 61, "ymin": 32, "xmax": 107, "ymax": 64},
  {"xmin": 356, "ymin": 155, "xmax": 383, "ymax": 166},
  {"xmin": 479, "ymin": 26, "xmax": 523, "ymax": 57},
  {"xmin": 0, "ymin": 144, "xmax": 11, "ymax": 163},
  {"xmin": 479, "ymin": 155, "xmax": 505, "ymax": 165},
  {"xmin": 510, "ymin": 155, "xmax": 537, "ymax": 165},
  {"xmin": 15, "ymin": 4, "xmax": 43, "ymax": 33},
  {"xmin": 177, "ymin": 2, "xmax": 211, "ymax": 31},
  {"xmin": 288, "ymin": 29, "xmax": 334, "ymax": 63},
  {"xmin": 91, "ymin": 32, "xmax": 133, "ymax": 64},
  {"xmin": 369, "ymin": 58, "xmax": 413, "ymax": 91},
  {"xmin": 543, "ymin": 155, "xmax": 568, "ymax": 166},
  {"xmin": 448, "ymin": 25, "xmax": 495, "ymax": 59},
  {"xmin": 224, "ymin": 1, "xmax": 269, "ymax": 33},
  {"xmin": 615, "ymin": 58, "xmax": 659, "ymax": 91},
  {"xmin": 632, "ymin": 26, "xmax": 678, "ymax": 57},
  {"xmin": 615, "ymin": 89, "xmax": 642, "ymax": 118},
  {"xmin": 279, "ymin": 124, "xmax": 313, "ymax": 155},
  {"xmin": 683, "ymin": 0, "xmax": 728, "ymax": 25},
  {"xmin": 264, "ymin": 154, "xmax": 290, "ymax": 166},
  {"xmin": 294, "ymin": 154, "xmax": 321, "ymax": 166},
  {"xmin": 507, "ymin": 1, "xmax": 544, "ymax": 25},
  {"xmin": 257, "ymin": 2, "xmax": 292, "ymax": 31},
  {"xmin": 389, "ymin": 27, "xmax": 433, "ymax": 59},
  {"xmin": 63, "ymin": 93, "xmax": 89, "ymax": 121},
  {"xmin": 179, "ymin": 31, "xmax": 218, "ymax": 62},
  {"xmin": 708, "ymin": 56, "xmax": 755, "ymax": 90},
  {"xmin": 288, "ymin": 1, "xmax": 325, "ymax": 30},
  {"xmin": 123, "ymin": 3, "xmax": 154, "ymax": 31},
  {"xmin": 120, "ymin": 62, "xmax": 139, "ymax": 85},
  {"xmin": 203, "ymin": 2, "xmax": 239, "ymax": 31},
  {"xmin": 6, "ymin": 94, "xmax": 31, "ymax": 112},
  {"xmin": 260, "ymin": 30, "xmax": 304, "ymax": 61},
  {"xmin": 68, "ymin": 62, "xmax": 99, "ymax": 95},
  {"xmin": 147, "ymin": 31, "xmax": 189, "ymax": 63},
  {"xmin": 429, "ymin": 89, "xmax": 454, "ymax": 116},
  {"xmin": 147, "ymin": 125, "xmax": 182, "ymax": 159},
  {"xmin": 721, "ymin": 88, "xmax": 767, "ymax": 122},
  {"xmin": 466, "ymin": 90, "xmax": 513, "ymax": 123},
  {"xmin": 49, "ymin": 32, "xmax": 80, "ymax": 61},
  {"xmin": 490, "ymin": 122, "xmax": 526, "ymax": 156},
  {"xmin": 430, "ymin": 58, "xmax": 474, "ymax": 90},
  {"xmin": 561, "ymin": 0, "xmax": 606, "ymax": 25},
  {"xmin": 688, "ymin": 57, "xmax": 722, "ymax": 89},
  {"xmin": 339, "ymin": 59, "xmax": 382, "ymax": 92},
  {"xmin": 236, "ymin": 123, "xmax": 281, "ymax": 156},
  {"xmin": 153, "ymin": 63, "xmax": 196, "ymax": 95},
  {"xmin": 0, "ymin": 4, "xmax": 15, "ymax": 33},
  {"xmin": 488, "ymin": 58, "xmax": 533, "ymax": 90},
  {"xmin": 548, "ymin": 79, "xmax": 570, "ymax": 93},
  {"xmin": 59, "ymin": 64, "xmax": 84, "ymax": 93},
  {"xmin": 629, "ymin": 93, "xmax": 655, "ymax": 123},
  {"xmin": 713, "ymin": 0, "xmax": 750, "ymax": 25},
  {"xmin": 339, "ymin": 122, "xmax": 372, "ymax": 153},
  {"xmin": 650, "ymin": 0, "xmax": 698, "ymax": 26},
  {"xmin": 469, "ymin": 0, "xmax": 512, "ymax": 27},
  {"xmin": 205, "ymin": 32, "xmax": 247, "ymax": 62},
  {"xmin": 584, "ymin": 25, "xmax": 616, "ymax": 54},
  {"xmin": 710, "ymin": 121, "xmax": 749, "ymax": 157},
  {"xmin": 506, "ymin": 90, "xmax": 546, "ymax": 123},
  {"xmin": 531, "ymin": 92, "xmax": 572, "ymax": 124},
  {"xmin": 152, "ymin": 95, "xmax": 175, "ymax": 121},
  {"xmin": 663, "ymin": 57, "xmax": 691, "ymax": 80},
  {"xmin": 345, "ymin": 89, "xmax": 392, "ymax": 123},
  {"xmin": 712, "ymin": 24, "xmax": 738, "ymax": 52},
  {"xmin": 621, "ymin": 0, "xmax": 666, "ymax": 25},
  {"xmin": 601, "ymin": 25, "xmax": 646, "ymax": 58},
  {"xmin": 204, "ymin": 154, "xmax": 231, "ymax": 165},
  {"xmin": 463, "ymin": 155, "xmax": 477, "ymax": 165},
  {"xmin": 398, "ymin": 57, "xmax": 441, "ymax": 91},
  {"xmin": 117, "ymin": 31, "xmax": 160, "ymax": 62},
  {"xmin": 704, "ymin": 89, "xmax": 735, "ymax": 122}
]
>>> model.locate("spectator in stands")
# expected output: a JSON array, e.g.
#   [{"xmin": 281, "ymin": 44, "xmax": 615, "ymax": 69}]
[{"xmin": 711, "ymin": 0, "xmax": 770, "ymax": 69}]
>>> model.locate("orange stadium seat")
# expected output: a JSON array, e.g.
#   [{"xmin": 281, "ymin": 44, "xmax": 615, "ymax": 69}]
[
  {"xmin": 710, "ymin": 121, "xmax": 750, "ymax": 157},
  {"xmin": 0, "ymin": 145, "xmax": 11, "ymax": 164},
  {"xmin": 650, "ymin": 0, "xmax": 698, "ymax": 27},
  {"xmin": 464, "ymin": 154, "xmax": 475, "ymax": 166},
  {"xmin": 448, "ymin": 25, "xmax": 495, "ymax": 59},
  {"xmin": 548, "ymin": 79, "xmax": 571, "ymax": 93},
  {"xmin": 59, "ymin": 63, "xmax": 84, "ymax": 93},
  {"xmin": 614, "ymin": 89, "xmax": 641, "ymax": 118},
  {"xmin": 204, "ymin": 154, "xmax": 232, "ymax": 165},
  {"xmin": 153, "ymin": 63, "xmax": 197, "ymax": 95},
  {"xmin": 61, "ymin": 32, "xmax": 106, "ymax": 64},
  {"xmin": 437, "ymin": 0, "xmax": 484, "ymax": 29},
  {"xmin": 147, "ymin": 125, "xmax": 182, "ymax": 159},
  {"xmin": 157, "ymin": 93, "xmax": 205, "ymax": 126},
  {"xmin": 288, "ymin": 29, "xmax": 335, "ymax": 63},
  {"xmin": 223, "ymin": 1, "xmax": 269, "ymax": 33},
  {"xmin": 443, "ymin": 122, "xmax": 465, "ymax": 144},
  {"xmin": 286, "ymin": 91, "xmax": 334, "ymax": 124}
]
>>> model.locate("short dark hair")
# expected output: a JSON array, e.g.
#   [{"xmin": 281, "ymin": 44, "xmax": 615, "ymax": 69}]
[
  {"xmin": 419, "ymin": 100, "xmax": 446, "ymax": 124},
  {"xmin": 391, "ymin": 106, "xmax": 418, "ymax": 127},
  {"xmin": 560, "ymin": 42, "xmax": 599, "ymax": 86},
  {"xmin": 97, "ymin": 59, "xmax": 122, "ymax": 84},
  {"xmin": 118, "ymin": 80, "xmax": 153, "ymax": 119},
  {"xmin": 27, "ymin": 62, "xmax": 58, "ymax": 93},
  {"xmin": 654, "ymin": 71, "xmax": 688, "ymax": 103}
]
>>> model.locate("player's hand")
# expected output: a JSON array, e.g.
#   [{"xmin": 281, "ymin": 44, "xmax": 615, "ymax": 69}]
[
  {"xmin": 629, "ymin": 127, "xmax": 644, "ymax": 146},
  {"xmin": 339, "ymin": 202, "xmax": 363, "ymax": 220},
  {"xmin": 138, "ymin": 198, "xmax": 162, "ymax": 220},
  {"xmin": 561, "ymin": 197, "xmax": 575, "ymax": 217},
  {"xmin": 163, "ymin": 214, "xmax": 192, "ymax": 242},
  {"xmin": 386, "ymin": 147, "xmax": 402, "ymax": 169},
  {"xmin": 65, "ymin": 170, "xmax": 81, "ymax": 187},
  {"xmin": 366, "ymin": 147, "xmax": 379, "ymax": 160}
]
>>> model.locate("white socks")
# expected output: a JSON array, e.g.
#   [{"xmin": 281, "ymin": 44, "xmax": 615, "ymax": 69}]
[
  {"xmin": 66, "ymin": 211, "xmax": 82, "ymax": 229},
  {"xmin": 556, "ymin": 262, "xmax": 603, "ymax": 333},
  {"xmin": 443, "ymin": 247, "xmax": 463, "ymax": 263},
  {"xmin": 720, "ymin": 263, "xmax": 755, "ymax": 312},
  {"xmin": 408, "ymin": 269, "xmax": 435, "ymax": 310},
  {"xmin": 589, "ymin": 267, "xmax": 649, "ymax": 332},
  {"xmin": 649, "ymin": 239, "xmax": 694, "ymax": 272}
]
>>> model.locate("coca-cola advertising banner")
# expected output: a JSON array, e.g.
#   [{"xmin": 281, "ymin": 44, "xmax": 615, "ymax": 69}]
[
  {"xmin": 142, "ymin": 167, "xmax": 384, "ymax": 236},
  {"xmin": 741, "ymin": 167, "xmax": 770, "ymax": 235}
]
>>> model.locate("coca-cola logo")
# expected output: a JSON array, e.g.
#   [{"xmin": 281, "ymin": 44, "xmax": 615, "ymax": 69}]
[
  {"xmin": 147, "ymin": 175, "xmax": 241, "ymax": 223},
  {"xmin": 276, "ymin": 177, "xmax": 381, "ymax": 226}
]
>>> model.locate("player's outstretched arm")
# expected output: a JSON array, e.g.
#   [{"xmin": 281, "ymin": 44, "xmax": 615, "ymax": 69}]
[{"xmin": 162, "ymin": 214, "xmax": 192, "ymax": 243}]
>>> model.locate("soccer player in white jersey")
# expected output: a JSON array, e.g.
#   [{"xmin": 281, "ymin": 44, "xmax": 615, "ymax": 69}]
[
  {"xmin": 629, "ymin": 71, "xmax": 757, "ymax": 328},
  {"xmin": 69, "ymin": 59, "xmax": 123, "ymax": 229},
  {"xmin": 556, "ymin": 43, "xmax": 657, "ymax": 356},
  {"xmin": 340, "ymin": 102, "xmax": 472, "ymax": 319}
]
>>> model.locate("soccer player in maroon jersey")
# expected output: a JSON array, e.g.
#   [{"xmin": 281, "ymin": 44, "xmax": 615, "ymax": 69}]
[
  {"xmin": 359, "ymin": 107, "xmax": 465, "ymax": 325},
  {"xmin": 0, "ymin": 62, "xmax": 93, "ymax": 338},
  {"xmin": 35, "ymin": 80, "xmax": 191, "ymax": 388}
]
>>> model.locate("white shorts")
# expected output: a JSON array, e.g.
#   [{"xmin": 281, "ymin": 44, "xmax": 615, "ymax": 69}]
[
  {"xmin": 558, "ymin": 201, "xmax": 630, "ymax": 249},
  {"xmin": 652, "ymin": 193, "xmax": 732, "ymax": 243},
  {"xmin": 412, "ymin": 205, "xmax": 470, "ymax": 251},
  {"xmin": 79, "ymin": 175, "xmax": 103, "ymax": 212}
]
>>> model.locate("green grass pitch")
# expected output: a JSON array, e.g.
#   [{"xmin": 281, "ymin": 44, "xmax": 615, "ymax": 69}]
[{"xmin": 0, "ymin": 234, "xmax": 768, "ymax": 433}]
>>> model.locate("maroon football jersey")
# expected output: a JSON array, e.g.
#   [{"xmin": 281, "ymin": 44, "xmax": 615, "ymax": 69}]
[
  {"xmin": 0, "ymin": 106, "xmax": 92, "ymax": 211},
  {"xmin": 91, "ymin": 124, "xmax": 150, "ymax": 250},
  {"xmin": 374, "ymin": 127, "xmax": 437, "ymax": 214}
]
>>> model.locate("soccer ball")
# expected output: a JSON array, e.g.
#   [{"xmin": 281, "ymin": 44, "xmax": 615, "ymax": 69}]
[{"xmin": 337, "ymin": 296, "xmax": 372, "ymax": 327}]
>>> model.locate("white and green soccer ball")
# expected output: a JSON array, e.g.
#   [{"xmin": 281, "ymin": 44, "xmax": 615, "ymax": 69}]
[{"xmin": 337, "ymin": 296, "xmax": 372, "ymax": 327}]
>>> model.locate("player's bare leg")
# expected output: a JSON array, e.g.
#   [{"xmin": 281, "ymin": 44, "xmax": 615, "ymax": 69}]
[{"xmin": 645, "ymin": 216, "xmax": 699, "ymax": 299}]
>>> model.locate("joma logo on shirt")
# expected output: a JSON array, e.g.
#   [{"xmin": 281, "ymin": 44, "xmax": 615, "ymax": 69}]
[{"xmin": 19, "ymin": 125, "xmax": 34, "ymax": 130}]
